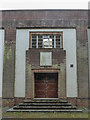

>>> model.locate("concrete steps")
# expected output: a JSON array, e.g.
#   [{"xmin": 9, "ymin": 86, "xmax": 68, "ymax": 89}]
[
  {"xmin": 7, "ymin": 99, "xmax": 82, "ymax": 112},
  {"xmin": 19, "ymin": 103, "xmax": 72, "ymax": 106},
  {"xmin": 23, "ymin": 100, "xmax": 68, "ymax": 103},
  {"xmin": 7, "ymin": 108, "xmax": 82, "ymax": 112},
  {"xmin": 13, "ymin": 106, "xmax": 77, "ymax": 109}
]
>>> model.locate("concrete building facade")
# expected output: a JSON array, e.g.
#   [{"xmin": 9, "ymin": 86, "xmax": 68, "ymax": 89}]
[{"xmin": 0, "ymin": 10, "xmax": 89, "ymax": 107}]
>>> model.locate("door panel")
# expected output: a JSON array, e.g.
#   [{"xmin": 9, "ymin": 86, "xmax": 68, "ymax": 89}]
[
  {"xmin": 47, "ymin": 84, "xmax": 58, "ymax": 90},
  {"xmin": 47, "ymin": 90, "xmax": 58, "ymax": 98}
]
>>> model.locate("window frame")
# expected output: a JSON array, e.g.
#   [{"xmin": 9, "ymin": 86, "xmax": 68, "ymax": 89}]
[{"xmin": 29, "ymin": 32, "xmax": 63, "ymax": 48}]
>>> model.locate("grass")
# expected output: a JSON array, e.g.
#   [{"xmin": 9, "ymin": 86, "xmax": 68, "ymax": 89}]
[{"xmin": 2, "ymin": 112, "xmax": 88, "ymax": 118}]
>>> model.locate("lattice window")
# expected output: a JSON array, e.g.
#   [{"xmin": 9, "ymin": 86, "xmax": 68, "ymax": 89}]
[{"xmin": 29, "ymin": 32, "xmax": 63, "ymax": 48}]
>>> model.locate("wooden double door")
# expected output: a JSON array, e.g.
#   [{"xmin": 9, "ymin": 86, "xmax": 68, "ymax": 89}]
[{"xmin": 35, "ymin": 73, "xmax": 58, "ymax": 98}]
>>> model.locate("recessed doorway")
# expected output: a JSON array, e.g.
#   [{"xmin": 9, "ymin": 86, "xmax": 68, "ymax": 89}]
[{"xmin": 34, "ymin": 73, "xmax": 58, "ymax": 98}]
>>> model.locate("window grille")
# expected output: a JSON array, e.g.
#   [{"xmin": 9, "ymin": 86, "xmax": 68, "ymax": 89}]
[{"xmin": 29, "ymin": 32, "xmax": 63, "ymax": 48}]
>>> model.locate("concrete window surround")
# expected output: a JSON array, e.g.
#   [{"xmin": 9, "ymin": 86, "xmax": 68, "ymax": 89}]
[{"xmin": 15, "ymin": 29, "xmax": 77, "ymax": 98}]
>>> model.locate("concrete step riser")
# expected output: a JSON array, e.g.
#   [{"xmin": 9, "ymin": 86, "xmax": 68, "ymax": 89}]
[
  {"xmin": 7, "ymin": 108, "xmax": 82, "ymax": 112},
  {"xmin": 7, "ymin": 100, "xmax": 82, "ymax": 112},
  {"xmin": 14, "ymin": 105, "xmax": 77, "ymax": 109},
  {"xmin": 24, "ymin": 101, "xmax": 68, "ymax": 104},
  {"xmin": 13, "ymin": 108, "xmax": 77, "ymax": 110},
  {"xmin": 19, "ymin": 105, "xmax": 72, "ymax": 107},
  {"xmin": 19, "ymin": 103, "xmax": 71, "ymax": 106}
]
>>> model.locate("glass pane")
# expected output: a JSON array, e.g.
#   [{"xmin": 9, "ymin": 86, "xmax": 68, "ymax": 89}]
[
  {"xmin": 32, "ymin": 35, "xmax": 37, "ymax": 39},
  {"xmin": 43, "ymin": 38, "xmax": 49, "ymax": 48},
  {"xmin": 32, "ymin": 35, "xmax": 36, "ymax": 48}
]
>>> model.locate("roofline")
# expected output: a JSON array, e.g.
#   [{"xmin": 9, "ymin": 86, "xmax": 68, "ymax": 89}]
[{"xmin": 0, "ymin": 9, "xmax": 89, "ymax": 12}]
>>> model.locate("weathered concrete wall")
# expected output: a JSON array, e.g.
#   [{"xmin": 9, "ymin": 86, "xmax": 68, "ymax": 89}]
[
  {"xmin": 26, "ymin": 49, "xmax": 66, "ymax": 67},
  {"xmin": 26, "ymin": 64, "xmax": 32, "ymax": 98},
  {"xmin": 2, "ymin": 27, "xmax": 16, "ymax": 98},
  {"xmin": 3, "ymin": 43, "xmax": 15, "ymax": 98},
  {"xmin": 0, "ymin": 30, "xmax": 4, "ymax": 97},
  {"xmin": 76, "ymin": 26, "xmax": 88, "ymax": 98},
  {"xmin": 1, "ymin": 10, "xmax": 88, "ymax": 99},
  {"xmin": 59, "ymin": 59, "xmax": 66, "ymax": 97},
  {"xmin": 88, "ymin": 29, "xmax": 90, "ymax": 98}
]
